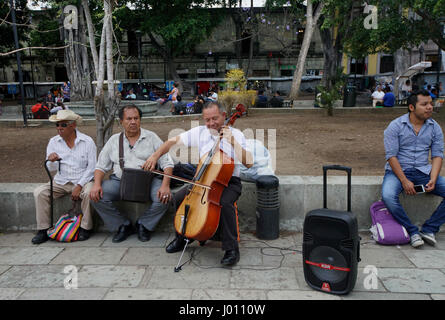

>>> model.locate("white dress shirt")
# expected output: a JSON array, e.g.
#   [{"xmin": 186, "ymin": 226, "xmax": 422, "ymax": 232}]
[
  {"xmin": 179, "ymin": 125, "xmax": 247, "ymax": 177},
  {"xmin": 372, "ymin": 90, "xmax": 385, "ymax": 100},
  {"xmin": 46, "ymin": 130, "xmax": 96, "ymax": 187}
]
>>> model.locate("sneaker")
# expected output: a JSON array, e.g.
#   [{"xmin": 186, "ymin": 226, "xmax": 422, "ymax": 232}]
[
  {"xmin": 410, "ymin": 233, "xmax": 424, "ymax": 248},
  {"xmin": 419, "ymin": 232, "xmax": 436, "ymax": 246}
]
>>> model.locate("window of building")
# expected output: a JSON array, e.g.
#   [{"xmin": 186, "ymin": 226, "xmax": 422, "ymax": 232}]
[
  {"xmin": 292, "ymin": 28, "xmax": 305, "ymax": 45},
  {"xmin": 252, "ymin": 70, "xmax": 269, "ymax": 77},
  {"xmin": 425, "ymin": 54, "xmax": 440, "ymax": 72},
  {"xmin": 379, "ymin": 55, "xmax": 394, "ymax": 73},
  {"xmin": 55, "ymin": 67, "xmax": 68, "ymax": 82},
  {"xmin": 350, "ymin": 58, "xmax": 366, "ymax": 74},
  {"xmin": 281, "ymin": 69, "xmax": 293, "ymax": 77},
  {"xmin": 127, "ymin": 72, "xmax": 138, "ymax": 79},
  {"xmin": 14, "ymin": 71, "xmax": 31, "ymax": 82},
  {"xmin": 127, "ymin": 31, "xmax": 138, "ymax": 57},
  {"xmin": 241, "ymin": 32, "xmax": 252, "ymax": 56}
]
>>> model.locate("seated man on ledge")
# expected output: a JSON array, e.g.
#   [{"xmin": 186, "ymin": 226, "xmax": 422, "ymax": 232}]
[
  {"xmin": 89, "ymin": 105, "xmax": 174, "ymax": 243},
  {"xmin": 142, "ymin": 101, "xmax": 253, "ymax": 266},
  {"xmin": 382, "ymin": 89, "xmax": 445, "ymax": 248},
  {"xmin": 32, "ymin": 110, "xmax": 96, "ymax": 244}
]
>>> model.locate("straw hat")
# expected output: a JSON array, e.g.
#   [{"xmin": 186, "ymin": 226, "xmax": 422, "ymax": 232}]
[{"xmin": 49, "ymin": 110, "xmax": 82, "ymax": 124}]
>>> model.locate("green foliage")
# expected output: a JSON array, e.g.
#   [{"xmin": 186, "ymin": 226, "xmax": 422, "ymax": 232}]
[
  {"xmin": 29, "ymin": 8, "xmax": 64, "ymax": 62},
  {"xmin": 0, "ymin": 0, "xmax": 29, "ymax": 67},
  {"xmin": 128, "ymin": 0, "xmax": 222, "ymax": 57},
  {"xmin": 316, "ymin": 68, "xmax": 346, "ymax": 116},
  {"xmin": 342, "ymin": 0, "xmax": 445, "ymax": 57}
]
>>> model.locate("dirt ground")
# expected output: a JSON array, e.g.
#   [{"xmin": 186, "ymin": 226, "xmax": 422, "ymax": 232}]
[{"xmin": 2, "ymin": 109, "xmax": 445, "ymax": 183}]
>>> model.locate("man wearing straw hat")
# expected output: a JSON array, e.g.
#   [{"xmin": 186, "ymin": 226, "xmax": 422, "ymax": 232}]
[{"xmin": 32, "ymin": 110, "xmax": 97, "ymax": 244}]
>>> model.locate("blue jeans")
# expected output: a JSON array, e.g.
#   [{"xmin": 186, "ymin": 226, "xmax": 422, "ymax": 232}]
[{"xmin": 382, "ymin": 168, "xmax": 445, "ymax": 235}]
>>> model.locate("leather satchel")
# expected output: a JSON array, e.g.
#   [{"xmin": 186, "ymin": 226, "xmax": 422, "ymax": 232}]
[{"xmin": 119, "ymin": 132, "xmax": 154, "ymax": 202}]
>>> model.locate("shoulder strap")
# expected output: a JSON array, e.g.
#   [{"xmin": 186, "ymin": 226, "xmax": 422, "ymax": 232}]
[{"xmin": 119, "ymin": 132, "xmax": 124, "ymax": 169}]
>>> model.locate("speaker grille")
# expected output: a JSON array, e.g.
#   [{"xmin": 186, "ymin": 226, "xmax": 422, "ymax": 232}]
[
  {"xmin": 303, "ymin": 232, "xmax": 313, "ymax": 243},
  {"xmin": 307, "ymin": 246, "xmax": 349, "ymax": 284},
  {"xmin": 340, "ymin": 239, "xmax": 354, "ymax": 249}
]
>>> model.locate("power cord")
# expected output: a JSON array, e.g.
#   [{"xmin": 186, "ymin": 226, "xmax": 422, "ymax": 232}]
[{"xmin": 184, "ymin": 239, "xmax": 303, "ymax": 271}]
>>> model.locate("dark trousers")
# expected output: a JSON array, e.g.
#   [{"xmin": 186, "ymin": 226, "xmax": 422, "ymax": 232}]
[{"xmin": 174, "ymin": 176, "xmax": 242, "ymax": 251}]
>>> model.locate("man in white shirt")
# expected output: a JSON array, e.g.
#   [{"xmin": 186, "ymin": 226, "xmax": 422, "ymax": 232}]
[
  {"xmin": 90, "ymin": 105, "xmax": 174, "ymax": 243},
  {"xmin": 209, "ymin": 90, "xmax": 218, "ymax": 101},
  {"xmin": 125, "ymin": 89, "xmax": 136, "ymax": 100},
  {"xmin": 142, "ymin": 101, "xmax": 253, "ymax": 266},
  {"xmin": 371, "ymin": 86, "xmax": 385, "ymax": 107},
  {"xmin": 32, "ymin": 110, "xmax": 96, "ymax": 244}
]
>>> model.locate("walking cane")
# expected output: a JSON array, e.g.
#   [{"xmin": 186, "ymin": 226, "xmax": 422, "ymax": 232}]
[{"xmin": 44, "ymin": 159, "xmax": 61, "ymax": 227}]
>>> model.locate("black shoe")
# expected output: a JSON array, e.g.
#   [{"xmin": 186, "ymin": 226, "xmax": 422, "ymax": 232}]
[
  {"xmin": 78, "ymin": 228, "xmax": 91, "ymax": 241},
  {"xmin": 136, "ymin": 222, "xmax": 152, "ymax": 242},
  {"xmin": 112, "ymin": 224, "xmax": 134, "ymax": 243},
  {"xmin": 221, "ymin": 249, "xmax": 240, "ymax": 266},
  {"xmin": 32, "ymin": 229, "xmax": 49, "ymax": 245},
  {"xmin": 166, "ymin": 235, "xmax": 187, "ymax": 253}
]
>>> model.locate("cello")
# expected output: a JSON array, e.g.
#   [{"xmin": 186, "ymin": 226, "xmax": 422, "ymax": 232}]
[{"xmin": 173, "ymin": 104, "xmax": 246, "ymax": 270}]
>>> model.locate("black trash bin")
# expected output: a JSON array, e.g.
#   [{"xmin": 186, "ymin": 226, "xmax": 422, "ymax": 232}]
[
  {"xmin": 343, "ymin": 85, "xmax": 356, "ymax": 107},
  {"xmin": 255, "ymin": 175, "xmax": 280, "ymax": 240}
]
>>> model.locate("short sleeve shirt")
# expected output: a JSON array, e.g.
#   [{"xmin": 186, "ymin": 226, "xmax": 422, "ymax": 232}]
[
  {"xmin": 179, "ymin": 125, "xmax": 247, "ymax": 177},
  {"xmin": 96, "ymin": 128, "xmax": 174, "ymax": 179}
]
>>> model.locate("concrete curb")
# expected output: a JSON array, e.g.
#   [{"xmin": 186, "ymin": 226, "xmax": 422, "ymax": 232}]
[{"xmin": 1, "ymin": 176, "xmax": 442, "ymax": 233}]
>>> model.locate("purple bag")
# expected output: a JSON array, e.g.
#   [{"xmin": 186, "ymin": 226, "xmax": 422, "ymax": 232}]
[{"xmin": 369, "ymin": 200, "xmax": 410, "ymax": 245}]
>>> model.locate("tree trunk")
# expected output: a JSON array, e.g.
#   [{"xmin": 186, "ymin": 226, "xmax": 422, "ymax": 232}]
[
  {"xmin": 244, "ymin": 0, "xmax": 255, "ymax": 78},
  {"xmin": 319, "ymin": 26, "xmax": 338, "ymax": 90},
  {"xmin": 82, "ymin": 0, "xmax": 119, "ymax": 152},
  {"xmin": 393, "ymin": 48, "xmax": 410, "ymax": 100},
  {"xmin": 289, "ymin": 0, "xmax": 324, "ymax": 101},
  {"xmin": 81, "ymin": 0, "xmax": 98, "ymax": 78},
  {"xmin": 61, "ymin": 4, "xmax": 93, "ymax": 101},
  {"xmin": 231, "ymin": 11, "xmax": 244, "ymax": 70}
]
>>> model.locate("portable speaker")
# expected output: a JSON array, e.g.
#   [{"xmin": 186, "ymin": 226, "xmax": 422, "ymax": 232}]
[{"xmin": 303, "ymin": 165, "xmax": 360, "ymax": 295}]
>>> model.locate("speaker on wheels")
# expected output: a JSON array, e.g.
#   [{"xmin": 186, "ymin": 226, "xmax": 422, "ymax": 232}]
[{"xmin": 303, "ymin": 165, "xmax": 360, "ymax": 295}]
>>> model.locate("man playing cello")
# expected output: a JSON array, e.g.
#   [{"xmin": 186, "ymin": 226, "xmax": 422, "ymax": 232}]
[{"xmin": 143, "ymin": 101, "xmax": 253, "ymax": 266}]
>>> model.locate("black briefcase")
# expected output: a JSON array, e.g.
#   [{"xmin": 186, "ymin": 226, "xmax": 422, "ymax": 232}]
[
  {"xmin": 302, "ymin": 165, "xmax": 360, "ymax": 295},
  {"xmin": 120, "ymin": 168, "xmax": 154, "ymax": 202},
  {"xmin": 118, "ymin": 132, "xmax": 154, "ymax": 202}
]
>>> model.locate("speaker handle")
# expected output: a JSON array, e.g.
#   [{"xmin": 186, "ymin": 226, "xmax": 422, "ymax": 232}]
[{"xmin": 322, "ymin": 165, "xmax": 352, "ymax": 212}]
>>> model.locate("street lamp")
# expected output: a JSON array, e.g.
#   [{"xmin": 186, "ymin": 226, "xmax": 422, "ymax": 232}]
[
  {"xmin": 436, "ymin": 17, "xmax": 445, "ymax": 90},
  {"xmin": 10, "ymin": 0, "xmax": 27, "ymax": 126},
  {"xmin": 135, "ymin": 30, "xmax": 142, "ymax": 85},
  {"xmin": 419, "ymin": 44, "xmax": 424, "ymax": 63}
]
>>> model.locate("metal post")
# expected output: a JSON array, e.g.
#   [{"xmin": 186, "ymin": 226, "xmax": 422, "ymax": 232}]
[
  {"xmin": 136, "ymin": 30, "xmax": 142, "ymax": 86},
  {"xmin": 10, "ymin": 0, "xmax": 27, "ymax": 126},
  {"xmin": 437, "ymin": 45, "xmax": 441, "ymax": 86},
  {"xmin": 29, "ymin": 48, "xmax": 36, "ymax": 99},
  {"xmin": 419, "ymin": 45, "xmax": 424, "ymax": 63}
]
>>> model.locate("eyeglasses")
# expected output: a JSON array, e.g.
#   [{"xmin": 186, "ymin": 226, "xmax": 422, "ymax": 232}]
[{"xmin": 55, "ymin": 122, "xmax": 73, "ymax": 127}]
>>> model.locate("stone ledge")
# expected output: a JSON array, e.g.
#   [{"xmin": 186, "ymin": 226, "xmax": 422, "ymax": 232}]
[{"xmin": 0, "ymin": 176, "xmax": 443, "ymax": 233}]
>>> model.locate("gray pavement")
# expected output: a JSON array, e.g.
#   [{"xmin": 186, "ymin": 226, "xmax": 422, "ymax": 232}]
[{"xmin": 0, "ymin": 230, "xmax": 444, "ymax": 301}]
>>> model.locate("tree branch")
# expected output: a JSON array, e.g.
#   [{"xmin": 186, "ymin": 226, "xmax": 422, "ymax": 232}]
[{"xmin": 0, "ymin": 45, "xmax": 69, "ymax": 56}]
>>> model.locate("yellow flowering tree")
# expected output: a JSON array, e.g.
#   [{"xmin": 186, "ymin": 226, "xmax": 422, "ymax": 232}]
[{"xmin": 219, "ymin": 69, "xmax": 256, "ymax": 114}]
